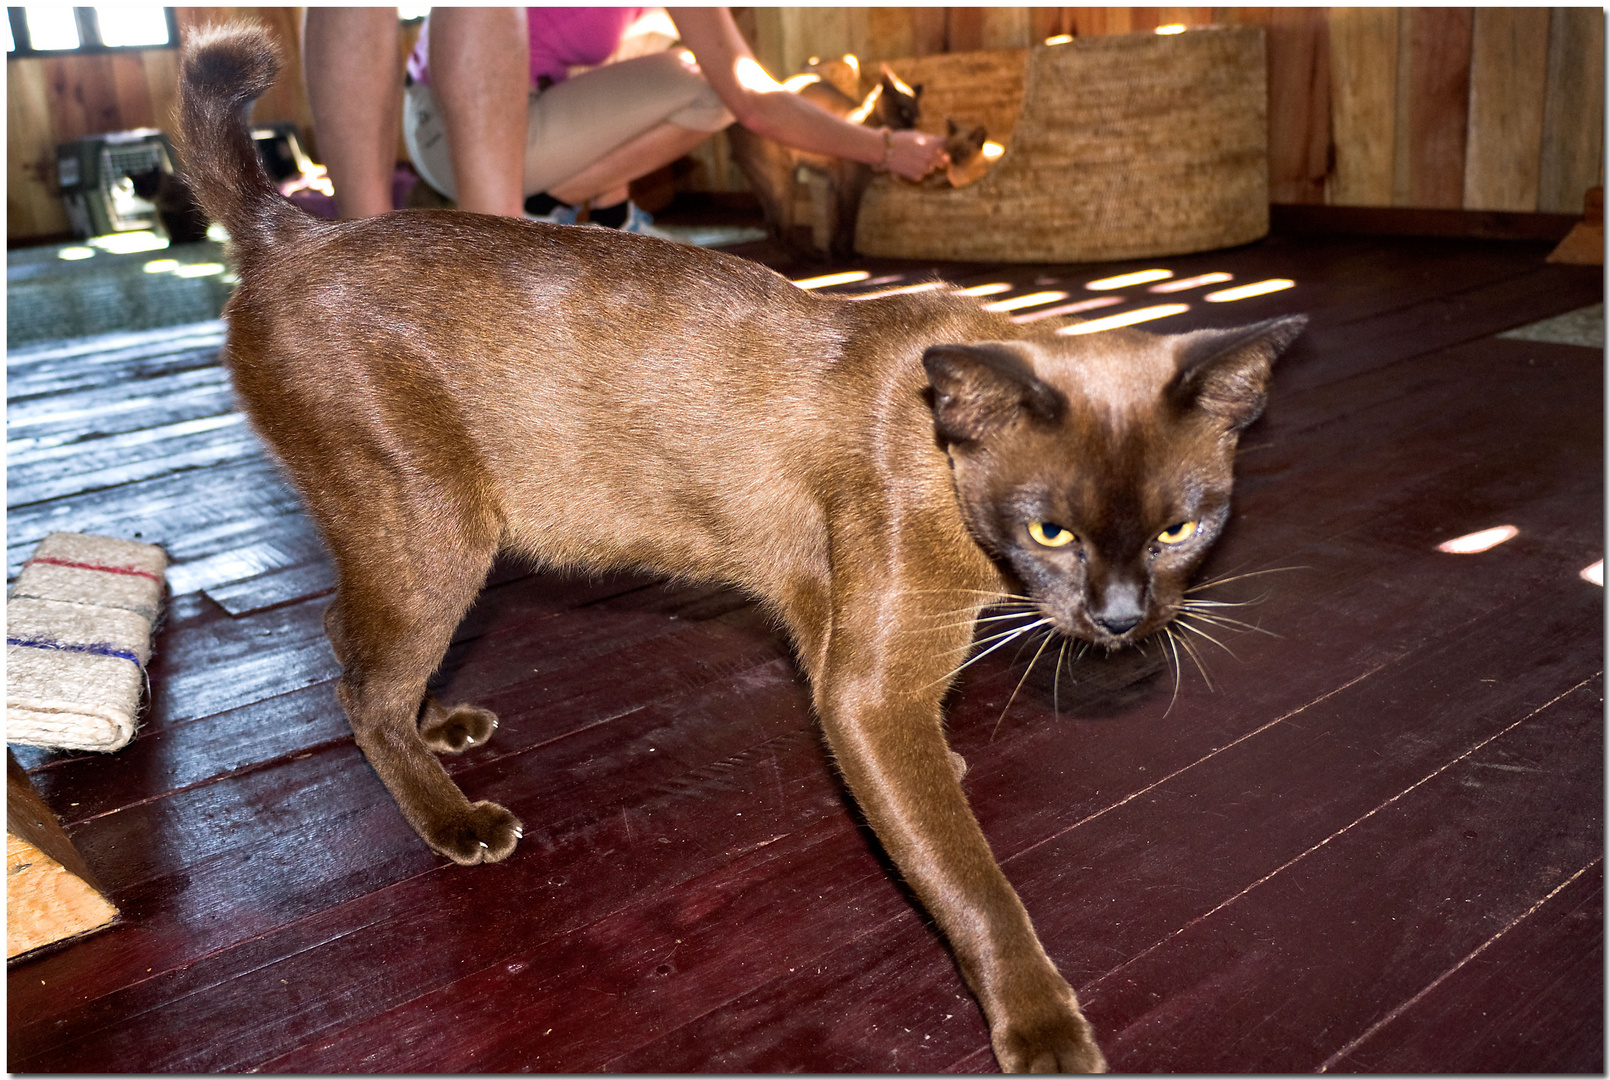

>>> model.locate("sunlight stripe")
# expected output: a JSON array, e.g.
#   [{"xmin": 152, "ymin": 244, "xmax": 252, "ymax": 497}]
[
  {"xmin": 953, "ymin": 282, "xmax": 1013, "ymax": 297},
  {"xmin": 1150, "ymin": 272, "xmax": 1233, "ymax": 293},
  {"xmin": 791, "ymin": 270, "xmax": 870, "ymax": 289},
  {"xmin": 1010, "ymin": 296, "xmax": 1122, "ymax": 324},
  {"xmin": 1436, "ymin": 525, "xmax": 1518, "ymax": 554},
  {"xmin": 1205, "ymin": 278, "xmax": 1295, "ymax": 302},
  {"xmin": 1085, "ymin": 269, "xmax": 1173, "ymax": 290},
  {"xmin": 981, "ymin": 290, "xmax": 1069, "ymax": 313},
  {"xmin": 846, "ymin": 281, "xmax": 946, "ymax": 301},
  {"xmin": 1056, "ymin": 304, "xmax": 1190, "ymax": 335}
]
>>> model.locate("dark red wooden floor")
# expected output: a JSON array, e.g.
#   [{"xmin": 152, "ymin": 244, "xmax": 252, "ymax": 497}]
[{"xmin": 7, "ymin": 228, "xmax": 1603, "ymax": 1072}]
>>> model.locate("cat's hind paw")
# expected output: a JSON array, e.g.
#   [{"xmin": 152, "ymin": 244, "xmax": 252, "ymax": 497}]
[
  {"xmin": 420, "ymin": 700, "xmax": 499, "ymax": 754},
  {"xmin": 426, "ymin": 800, "xmax": 524, "ymax": 865}
]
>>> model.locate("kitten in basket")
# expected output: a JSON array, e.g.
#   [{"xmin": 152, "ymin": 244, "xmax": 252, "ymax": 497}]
[{"xmin": 729, "ymin": 55, "xmax": 922, "ymax": 258}]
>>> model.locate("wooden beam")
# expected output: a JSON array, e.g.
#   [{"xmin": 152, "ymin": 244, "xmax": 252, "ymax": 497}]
[
  {"xmin": 1260, "ymin": 7, "xmax": 1334, "ymax": 205},
  {"xmin": 1464, "ymin": 7, "xmax": 1550, "ymax": 212},
  {"xmin": 1328, "ymin": 7, "xmax": 1398, "ymax": 206},
  {"xmin": 1403, "ymin": 7, "xmax": 1475, "ymax": 209},
  {"xmin": 1538, "ymin": 6, "xmax": 1606, "ymax": 214}
]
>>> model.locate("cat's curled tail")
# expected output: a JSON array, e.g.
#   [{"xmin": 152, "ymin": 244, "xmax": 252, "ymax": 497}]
[{"xmin": 176, "ymin": 24, "xmax": 306, "ymax": 259}]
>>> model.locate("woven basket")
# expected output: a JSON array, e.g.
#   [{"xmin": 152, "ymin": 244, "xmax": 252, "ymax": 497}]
[{"xmin": 855, "ymin": 26, "xmax": 1270, "ymax": 263}]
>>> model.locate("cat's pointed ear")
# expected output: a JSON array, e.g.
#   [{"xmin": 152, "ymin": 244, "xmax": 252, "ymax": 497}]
[
  {"xmin": 883, "ymin": 63, "xmax": 922, "ymax": 98},
  {"xmin": 923, "ymin": 343, "xmax": 1065, "ymax": 444},
  {"xmin": 1167, "ymin": 315, "xmax": 1308, "ymax": 431}
]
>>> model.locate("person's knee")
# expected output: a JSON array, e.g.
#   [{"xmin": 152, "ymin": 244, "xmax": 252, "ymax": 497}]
[{"xmin": 640, "ymin": 50, "xmax": 736, "ymax": 132}]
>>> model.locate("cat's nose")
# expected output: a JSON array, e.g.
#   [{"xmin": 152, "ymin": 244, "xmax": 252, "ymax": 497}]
[
  {"xmin": 1091, "ymin": 582, "xmax": 1146, "ymax": 636},
  {"xmin": 1092, "ymin": 610, "xmax": 1143, "ymax": 635}
]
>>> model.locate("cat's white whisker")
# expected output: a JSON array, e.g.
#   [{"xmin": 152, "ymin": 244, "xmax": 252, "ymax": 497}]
[
  {"xmin": 1052, "ymin": 638, "xmax": 1072, "ymax": 718},
  {"xmin": 1180, "ymin": 595, "xmax": 1268, "ymax": 609},
  {"xmin": 1161, "ymin": 626, "xmax": 1184, "ymax": 718},
  {"xmin": 993, "ymin": 629, "xmax": 1058, "ymax": 739},
  {"xmin": 899, "ymin": 587, "xmax": 1029, "ymax": 602},
  {"xmin": 971, "ymin": 619, "xmax": 1048, "ymax": 649},
  {"xmin": 929, "ymin": 617, "xmax": 1052, "ymax": 688},
  {"xmin": 1179, "ymin": 607, "xmax": 1280, "ymax": 637},
  {"xmin": 1175, "ymin": 630, "xmax": 1215, "ymax": 691},
  {"xmin": 1176, "ymin": 618, "xmax": 1239, "ymax": 661},
  {"xmin": 1186, "ymin": 564, "xmax": 1306, "ymax": 594}
]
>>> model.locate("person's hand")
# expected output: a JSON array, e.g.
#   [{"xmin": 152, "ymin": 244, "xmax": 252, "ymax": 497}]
[{"xmin": 884, "ymin": 129, "xmax": 949, "ymax": 182}]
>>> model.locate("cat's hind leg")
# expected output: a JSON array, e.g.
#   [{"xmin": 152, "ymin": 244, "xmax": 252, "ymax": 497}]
[
  {"xmin": 304, "ymin": 422, "xmax": 520, "ymax": 866},
  {"xmin": 324, "ymin": 532, "xmax": 521, "ymax": 865},
  {"xmin": 325, "ymin": 604, "xmax": 499, "ymax": 755}
]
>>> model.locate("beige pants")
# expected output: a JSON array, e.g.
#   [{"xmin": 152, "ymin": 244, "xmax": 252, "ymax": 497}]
[{"xmin": 404, "ymin": 49, "xmax": 733, "ymax": 201}]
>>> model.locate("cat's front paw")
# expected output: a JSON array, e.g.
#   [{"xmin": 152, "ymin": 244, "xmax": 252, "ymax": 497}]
[
  {"xmin": 990, "ymin": 993, "xmax": 1107, "ymax": 1073},
  {"xmin": 426, "ymin": 800, "xmax": 523, "ymax": 865},
  {"xmin": 420, "ymin": 702, "xmax": 499, "ymax": 754}
]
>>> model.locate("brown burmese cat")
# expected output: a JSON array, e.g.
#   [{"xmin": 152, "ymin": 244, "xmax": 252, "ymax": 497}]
[
  {"xmin": 179, "ymin": 26, "xmax": 1304, "ymax": 1073},
  {"xmin": 728, "ymin": 58, "xmax": 921, "ymax": 258}
]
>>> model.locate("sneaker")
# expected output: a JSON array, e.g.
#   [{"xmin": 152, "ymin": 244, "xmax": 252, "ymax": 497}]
[
  {"xmin": 620, "ymin": 201, "xmax": 672, "ymax": 239},
  {"xmin": 523, "ymin": 192, "xmax": 579, "ymax": 225},
  {"xmin": 523, "ymin": 203, "xmax": 579, "ymax": 226}
]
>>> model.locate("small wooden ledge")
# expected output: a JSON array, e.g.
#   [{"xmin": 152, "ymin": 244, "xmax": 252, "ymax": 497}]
[{"xmin": 7, "ymin": 751, "xmax": 119, "ymax": 961}]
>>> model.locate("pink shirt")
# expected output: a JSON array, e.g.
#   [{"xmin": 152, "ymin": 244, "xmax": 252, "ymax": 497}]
[{"xmin": 408, "ymin": 7, "xmax": 649, "ymax": 88}]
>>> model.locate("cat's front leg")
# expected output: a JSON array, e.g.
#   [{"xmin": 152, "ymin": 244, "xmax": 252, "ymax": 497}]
[{"xmin": 811, "ymin": 593, "xmax": 1106, "ymax": 1073}]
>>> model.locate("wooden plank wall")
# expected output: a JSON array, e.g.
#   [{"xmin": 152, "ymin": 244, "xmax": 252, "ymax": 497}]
[{"xmin": 6, "ymin": 7, "xmax": 1603, "ymax": 243}]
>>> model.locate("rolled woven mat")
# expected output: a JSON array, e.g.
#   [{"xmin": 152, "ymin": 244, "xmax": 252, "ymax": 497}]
[{"xmin": 7, "ymin": 532, "xmax": 168, "ymax": 752}]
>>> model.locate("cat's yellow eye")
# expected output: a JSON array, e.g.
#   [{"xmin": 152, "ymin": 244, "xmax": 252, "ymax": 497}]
[
  {"xmin": 1029, "ymin": 521, "xmax": 1075, "ymax": 548},
  {"xmin": 1157, "ymin": 521, "xmax": 1198, "ymax": 545}
]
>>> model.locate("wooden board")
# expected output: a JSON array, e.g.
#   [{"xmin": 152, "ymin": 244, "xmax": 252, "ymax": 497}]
[
  {"xmin": 1538, "ymin": 6, "xmax": 1607, "ymax": 214},
  {"xmin": 7, "ymin": 753, "xmax": 119, "ymax": 960},
  {"xmin": 1462, "ymin": 7, "xmax": 1550, "ymax": 212},
  {"xmin": 6, "ymin": 231, "xmax": 1602, "ymax": 1071},
  {"xmin": 1326, "ymin": 6, "xmax": 1398, "ymax": 207},
  {"xmin": 1402, "ymin": 7, "xmax": 1476, "ymax": 209}
]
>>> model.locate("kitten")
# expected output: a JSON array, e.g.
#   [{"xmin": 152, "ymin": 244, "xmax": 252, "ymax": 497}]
[
  {"xmin": 129, "ymin": 168, "xmax": 211, "ymax": 243},
  {"xmin": 927, "ymin": 118, "xmax": 991, "ymax": 188},
  {"xmin": 729, "ymin": 58, "xmax": 921, "ymax": 259},
  {"xmin": 178, "ymin": 25, "xmax": 1304, "ymax": 1073}
]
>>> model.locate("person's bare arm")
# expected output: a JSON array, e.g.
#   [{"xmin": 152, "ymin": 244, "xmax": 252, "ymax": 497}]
[{"xmin": 667, "ymin": 8, "xmax": 947, "ymax": 181}]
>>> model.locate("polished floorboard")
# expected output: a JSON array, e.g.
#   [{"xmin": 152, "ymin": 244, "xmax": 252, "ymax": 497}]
[{"xmin": 6, "ymin": 225, "xmax": 1603, "ymax": 1072}]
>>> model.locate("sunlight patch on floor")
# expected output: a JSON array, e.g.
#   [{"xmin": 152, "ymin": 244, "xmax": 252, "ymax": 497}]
[
  {"xmin": 1436, "ymin": 525, "xmax": 1518, "ymax": 554},
  {"xmin": 1010, "ymin": 296, "xmax": 1122, "ymax": 324},
  {"xmin": 846, "ymin": 281, "xmax": 945, "ymax": 301},
  {"xmin": 1206, "ymin": 278, "xmax": 1295, "ymax": 302},
  {"xmin": 1151, "ymin": 272, "xmax": 1233, "ymax": 293},
  {"xmin": 1056, "ymin": 303, "xmax": 1190, "ymax": 335},
  {"xmin": 981, "ymin": 290, "xmax": 1069, "ymax": 313},
  {"xmin": 791, "ymin": 270, "xmax": 870, "ymax": 289},
  {"xmin": 1085, "ymin": 269, "xmax": 1173, "ymax": 290}
]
